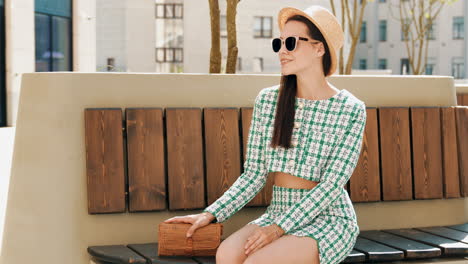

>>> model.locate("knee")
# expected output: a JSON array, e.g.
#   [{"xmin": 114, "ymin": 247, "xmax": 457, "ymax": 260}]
[{"xmin": 216, "ymin": 240, "xmax": 244, "ymax": 264}]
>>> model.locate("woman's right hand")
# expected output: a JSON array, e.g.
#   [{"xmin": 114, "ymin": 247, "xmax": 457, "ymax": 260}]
[{"xmin": 163, "ymin": 212, "xmax": 216, "ymax": 238}]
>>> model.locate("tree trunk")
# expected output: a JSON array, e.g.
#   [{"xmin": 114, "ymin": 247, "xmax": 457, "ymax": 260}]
[
  {"xmin": 208, "ymin": 0, "xmax": 221, "ymax": 73},
  {"xmin": 225, "ymin": 0, "xmax": 239, "ymax": 74}
]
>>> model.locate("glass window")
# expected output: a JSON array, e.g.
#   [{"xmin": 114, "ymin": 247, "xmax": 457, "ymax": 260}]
[
  {"xmin": 452, "ymin": 57, "xmax": 464, "ymax": 79},
  {"xmin": 253, "ymin": 16, "xmax": 272, "ymax": 38},
  {"xmin": 378, "ymin": 58, "xmax": 387, "ymax": 69},
  {"xmin": 35, "ymin": 0, "xmax": 72, "ymax": 72},
  {"xmin": 155, "ymin": 3, "xmax": 182, "ymax": 18},
  {"xmin": 156, "ymin": 4, "xmax": 165, "ymax": 18},
  {"xmin": 359, "ymin": 59, "xmax": 367, "ymax": 70},
  {"xmin": 425, "ymin": 57, "xmax": 436, "ymax": 75},
  {"xmin": 360, "ymin": 21, "xmax": 366, "ymax": 43},
  {"xmin": 453, "ymin": 16, "xmax": 464, "ymax": 39},
  {"xmin": 379, "ymin": 20, "xmax": 387, "ymax": 41},
  {"xmin": 35, "ymin": 13, "xmax": 51, "ymax": 72},
  {"xmin": 401, "ymin": 58, "xmax": 410, "ymax": 74},
  {"xmin": 51, "ymin": 16, "xmax": 71, "ymax": 71},
  {"xmin": 425, "ymin": 21, "xmax": 436, "ymax": 40}
]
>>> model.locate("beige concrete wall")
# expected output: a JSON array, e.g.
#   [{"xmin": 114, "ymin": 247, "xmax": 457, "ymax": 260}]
[
  {"xmin": 0, "ymin": 127, "xmax": 15, "ymax": 254},
  {"xmin": 456, "ymin": 84, "xmax": 468, "ymax": 93},
  {"xmin": 0, "ymin": 73, "xmax": 465, "ymax": 264}
]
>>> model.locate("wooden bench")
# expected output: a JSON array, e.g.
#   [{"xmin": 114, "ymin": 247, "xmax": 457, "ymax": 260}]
[
  {"xmin": 85, "ymin": 104, "xmax": 468, "ymax": 263},
  {"xmin": 87, "ymin": 223, "xmax": 468, "ymax": 264}
]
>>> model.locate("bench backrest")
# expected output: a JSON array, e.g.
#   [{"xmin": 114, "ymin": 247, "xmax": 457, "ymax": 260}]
[{"xmin": 84, "ymin": 105, "xmax": 468, "ymax": 215}]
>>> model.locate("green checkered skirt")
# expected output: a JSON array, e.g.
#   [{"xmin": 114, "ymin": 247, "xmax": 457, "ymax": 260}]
[{"xmin": 247, "ymin": 185, "xmax": 360, "ymax": 264}]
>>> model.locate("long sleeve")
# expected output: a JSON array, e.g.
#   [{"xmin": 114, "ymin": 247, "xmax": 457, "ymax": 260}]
[
  {"xmin": 202, "ymin": 90, "xmax": 268, "ymax": 223},
  {"xmin": 273, "ymin": 103, "xmax": 367, "ymax": 234}
]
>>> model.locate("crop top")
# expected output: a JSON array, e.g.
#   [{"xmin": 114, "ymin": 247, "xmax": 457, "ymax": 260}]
[{"xmin": 202, "ymin": 84, "xmax": 367, "ymax": 234}]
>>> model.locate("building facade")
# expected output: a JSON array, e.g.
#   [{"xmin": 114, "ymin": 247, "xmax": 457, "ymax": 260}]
[{"xmin": 354, "ymin": 0, "xmax": 468, "ymax": 79}]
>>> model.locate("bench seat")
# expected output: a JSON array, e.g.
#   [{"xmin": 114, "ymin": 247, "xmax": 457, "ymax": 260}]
[{"xmin": 88, "ymin": 223, "xmax": 468, "ymax": 264}]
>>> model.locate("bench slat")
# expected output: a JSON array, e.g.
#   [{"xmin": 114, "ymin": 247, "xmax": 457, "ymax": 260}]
[
  {"xmin": 87, "ymin": 245, "xmax": 147, "ymax": 264},
  {"xmin": 410, "ymin": 107, "xmax": 444, "ymax": 199},
  {"xmin": 128, "ymin": 243, "xmax": 198, "ymax": 264},
  {"xmin": 459, "ymin": 94, "xmax": 468, "ymax": 106},
  {"xmin": 353, "ymin": 236, "xmax": 404, "ymax": 261},
  {"xmin": 204, "ymin": 108, "xmax": 243, "ymax": 206},
  {"xmin": 455, "ymin": 107, "xmax": 468, "ymax": 197},
  {"xmin": 350, "ymin": 107, "xmax": 381, "ymax": 202},
  {"xmin": 446, "ymin": 223, "xmax": 468, "ymax": 233},
  {"xmin": 340, "ymin": 249, "xmax": 367, "ymax": 263},
  {"xmin": 241, "ymin": 107, "xmax": 274, "ymax": 207},
  {"xmin": 126, "ymin": 108, "xmax": 166, "ymax": 212},
  {"xmin": 85, "ymin": 108, "xmax": 126, "ymax": 214},
  {"xmin": 166, "ymin": 108, "xmax": 205, "ymax": 210},
  {"xmin": 379, "ymin": 107, "xmax": 413, "ymax": 201},
  {"xmin": 416, "ymin": 226, "xmax": 468, "ymax": 243},
  {"xmin": 191, "ymin": 256, "xmax": 216, "ymax": 264},
  {"xmin": 384, "ymin": 228, "xmax": 468, "ymax": 255},
  {"xmin": 359, "ymin": 230, "xmax": 441, "ymax": 259},
  {"xmin": 457, "ymin": 94, "xmax": 464, "ymax": 106},
  {"xmin": 441, "ymin": 107, "xmax": 462, "ymax": 198}
]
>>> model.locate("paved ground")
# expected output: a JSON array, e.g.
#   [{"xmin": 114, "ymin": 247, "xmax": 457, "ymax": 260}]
[{"xmin": 0, "ymin": 127, "xmax": 15, "ymax": 253}]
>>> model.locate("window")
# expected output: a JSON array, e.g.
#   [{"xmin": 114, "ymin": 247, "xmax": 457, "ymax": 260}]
[
  {"xmin": 401, "ymin": 58, "xmax": 410, "ymax": 74},
  {"xmin": 425, "ymin": 21, "xmax": 436, "ymax": 40},
  {"xmin": 452, "ymin": 57, "xmax": 464, "ymax": 79},
  {"xmin": 359, "ymin": 59, "xmax": 367, "ymax": 70},
  {"xmin": 425, "ymin": 57, "xmax": 436, "ymax": 75},
  {"xmin": 253, "ymin": 57, "xmax": 263, "ymax": 72},
  {"xmin": 254, "ymin": 16, "xmax": 272, "ymax": 38},
  {"xmin": 155, "ymin": 4, "xmax": 183, "ymax": 18},
  {"xmin": 107, "ymin": 58, "xmax": 115, "ymax": 71},
  {"xmin": 453, "ymin": 16, "xmax": 464, "ymax": 39},
  {"xmin": 155, "ymin": 2, "xmax": 183, "ymax": 70},
  {"xmin": 220, "ymin": 15, "xmax": 227, "ymax": 38},
  {"xmin": 156, "ymin": 48, "xmax": 183, "ymax": 63},
  {"xmin": 360, "ymin": 21, "xmax": 367, "ymax": 43},
  {"xmin": 379, "ymin": 20, "xmax": 387, "ymax": 41},
  {"xmin": 35, "ymin": 0, "xmax": 72, "ymax": 72},
  {"xmin": 401, "ymin": 18, "xmax": 411, "ymax": 41},
  {"xmin": 237, "ymin": 57, "xmax": 242, "ymax": 72},
  {"xmin": 378, "ymin": 58, "xmax": 387, "ymax": 69}
]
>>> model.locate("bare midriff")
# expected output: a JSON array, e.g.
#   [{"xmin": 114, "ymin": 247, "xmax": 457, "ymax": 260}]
[{"xmin": 271, "ymin": 171, "xmax": 319, "ymax": 190}]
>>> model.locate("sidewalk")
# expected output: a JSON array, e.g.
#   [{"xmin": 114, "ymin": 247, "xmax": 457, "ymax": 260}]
[{"xmin": 0, "ymin": 127, "xmax": 15, "ymax": 254}]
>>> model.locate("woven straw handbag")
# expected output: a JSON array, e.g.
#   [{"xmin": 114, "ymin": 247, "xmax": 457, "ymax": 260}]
[{"xmin": 158, "ymin": 222, "xmax": 223, "ymax": 256}]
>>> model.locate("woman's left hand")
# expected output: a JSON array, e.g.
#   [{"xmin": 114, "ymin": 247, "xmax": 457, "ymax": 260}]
[{"xmin": 244, "ymin": 224, "xmax": 284, "ymax": 256}]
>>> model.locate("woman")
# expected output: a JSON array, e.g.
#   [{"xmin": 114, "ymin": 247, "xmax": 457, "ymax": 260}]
[{"xmin": 164, "ymin": 5, "xmax": 366, "ymax": 264}]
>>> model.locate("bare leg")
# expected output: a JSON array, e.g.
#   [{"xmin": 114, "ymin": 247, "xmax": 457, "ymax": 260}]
[
  {"xmin": 216, "ymin": 223, "xmax": 261, "ymax": 264},
  {"xmin": 243, "ymin": 234, "xmax": 320, "ymax": 264}
]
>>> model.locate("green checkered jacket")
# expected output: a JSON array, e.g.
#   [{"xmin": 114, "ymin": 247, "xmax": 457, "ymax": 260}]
[{"xmin": 203, "ymin": 84, "xmax": 367, "ymax": 234}]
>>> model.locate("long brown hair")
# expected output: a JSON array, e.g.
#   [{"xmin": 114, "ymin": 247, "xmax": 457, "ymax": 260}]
[{"xmin": 270, "ymin": 15, "xmax": 332, "ymax": 149}]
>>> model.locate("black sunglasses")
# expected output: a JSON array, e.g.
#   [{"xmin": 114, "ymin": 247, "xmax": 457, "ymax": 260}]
[{"xmin": 271, "ymin": 36, "xmax": 321, "ymax": 53}]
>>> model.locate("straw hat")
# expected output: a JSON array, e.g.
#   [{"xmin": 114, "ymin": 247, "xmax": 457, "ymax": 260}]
[{"xmin": 277, "ymin": 5, "xmax": 344, "ymax": 76}]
